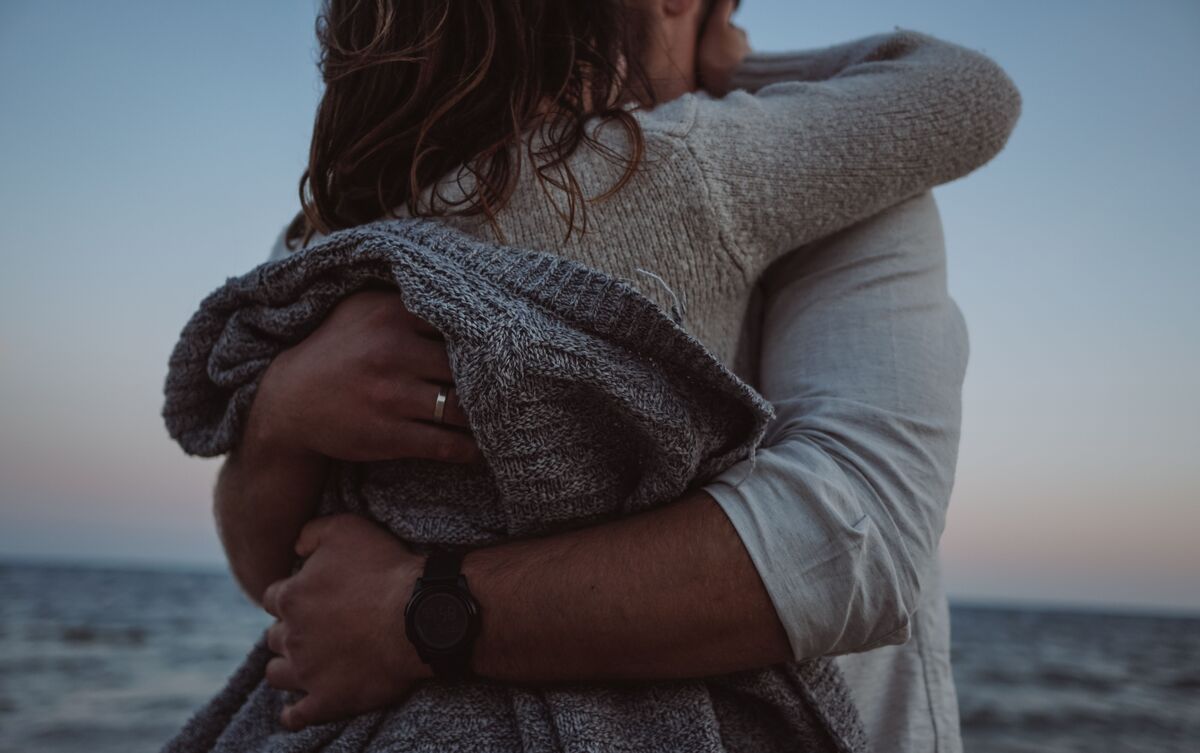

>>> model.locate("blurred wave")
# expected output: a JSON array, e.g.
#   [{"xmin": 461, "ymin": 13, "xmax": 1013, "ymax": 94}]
[{"xmin": 951, "ymin": 604, "xmax": 1199, "ymax": 752}]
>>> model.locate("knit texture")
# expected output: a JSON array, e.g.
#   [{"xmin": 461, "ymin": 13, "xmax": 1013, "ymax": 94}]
[
  {"xmin": 281, "ymin": 29, "xmax": 1021, "ymax": 376},
  {"xmin": 161, "ymin": 219, "xmax": 869, "ymax": 753}
]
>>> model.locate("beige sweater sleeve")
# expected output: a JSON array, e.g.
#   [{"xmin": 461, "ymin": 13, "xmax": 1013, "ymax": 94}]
[{"xmin": 683, "ymin": 29, "xmax": 1022, "ymax": 278}]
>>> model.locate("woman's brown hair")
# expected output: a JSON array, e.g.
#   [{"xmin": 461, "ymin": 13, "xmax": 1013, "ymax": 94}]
[{"xmin": 286, "ymin": 0, "xmax": 662, "ymax": 249}]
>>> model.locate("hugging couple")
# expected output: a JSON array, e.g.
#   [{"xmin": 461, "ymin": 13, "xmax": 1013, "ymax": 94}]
[{"xmin": 161, "ymin": 1, "xmax": 1020, "ymax": 751}]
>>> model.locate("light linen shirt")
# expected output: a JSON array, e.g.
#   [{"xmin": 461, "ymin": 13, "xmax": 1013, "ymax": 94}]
[{"xmin": 703, "ymin": 191, "xmax": 966, "ymax": 753}]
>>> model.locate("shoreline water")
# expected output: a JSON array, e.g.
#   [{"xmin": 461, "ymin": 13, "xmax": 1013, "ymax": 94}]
[{"xmin": 1, "ymin": 561, "xmax": 1197, "ymax": 753}]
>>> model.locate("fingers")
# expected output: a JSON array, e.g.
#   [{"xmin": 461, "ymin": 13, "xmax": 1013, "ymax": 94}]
[
  {"xmin": 266, "ymin": 656, "xmax": 303, "ymax": 691},
  {"xmin": 373, "ymin": 289, "xmax": 445, "ymax": 342},
  {"xmin": 262, "ymin": 579, "xmax": 286, "ymax": 618},
  {"xmin": 704, "ymin": 0, "xmax": 736, "ymax": 27},
  {"xmin": 294, "ymin": 512, "xmax": 384, "ymax": 557},
  {"xmin": 706, "ymin": 0, "xmax": 745, "ymax": 39},
  {"xmin": 383, "ymin": 420, "xmax": 484, "ymax": 465},
  {"xmin": 336, "ymin": 388, "xmax": 481, "ymax": 464},
  {"xmin": 398, "ymin": 307, "xmax": 444, "ymax": 341},
  {"xmin": 408, "ymin": 381, "xmax": 472, "ymax": 429},
  {"xmin": 266, "ymin": 619, "xmax": 293, "ymax": 656},
  {"xmin": 280, "ymin": 693, "xmax": 325, "ymax": 732},
  {"xmin": 402, "ymin": 333, "xmax": 455, "ymax": 383},
  {"xmin": 438, "ymin": 384, "xmax": 470, "ymax": 427},
  {"xmin": 294, "ymin": 514, "xmax": 342, "ymax": 558},
  {"xmin": 280, "ymin": 690, "xmax": 360, "ymax": 732}
]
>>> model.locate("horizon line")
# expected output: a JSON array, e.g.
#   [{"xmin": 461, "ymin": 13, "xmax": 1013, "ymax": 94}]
[{"xmin": 2, "ymin": 553, "xmax": 1197, "ymax": 620}]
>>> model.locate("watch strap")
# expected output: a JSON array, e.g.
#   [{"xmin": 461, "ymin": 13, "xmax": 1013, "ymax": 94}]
[
  {"xmin": 422, "ymin": 548, "xmax": 465, "ymax": 583},
  {"xmin": 429, "ymin": 650, "xmax": 473, "ymax": 681}
]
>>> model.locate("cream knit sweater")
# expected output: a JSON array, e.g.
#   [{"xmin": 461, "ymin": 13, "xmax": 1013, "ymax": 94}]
[{"xmin": 272, "ymin": 29, "xmax": 1021, "ymax": 373}]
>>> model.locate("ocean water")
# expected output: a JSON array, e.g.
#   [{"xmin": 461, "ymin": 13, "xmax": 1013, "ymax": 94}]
[
  {"xmin": 950, "ymin": 604, "xmax": 1199, "ymax": 752},
  {"xmin": 0, "ymin": 562, "xmax": 1196, "ymax": 753}
]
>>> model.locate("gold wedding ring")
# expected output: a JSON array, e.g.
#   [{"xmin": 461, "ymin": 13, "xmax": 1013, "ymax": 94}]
[{"xmin": 433, "ymin": 385, "xmax": 448, "ymax": 424}]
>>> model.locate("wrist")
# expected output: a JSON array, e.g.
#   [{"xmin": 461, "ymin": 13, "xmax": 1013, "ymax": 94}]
[
  {"xmin": 458, "ymin": 545, "xmax": 520, "ymax": 681},
  {"xmin": 244, "ymin": 355, "xmax": 315, "ymax": 464}
]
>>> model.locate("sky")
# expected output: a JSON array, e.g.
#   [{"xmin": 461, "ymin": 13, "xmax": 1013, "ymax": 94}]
[{"xmin": 1, "ymin": 0, "xmax": 1197, "ymax": 613}]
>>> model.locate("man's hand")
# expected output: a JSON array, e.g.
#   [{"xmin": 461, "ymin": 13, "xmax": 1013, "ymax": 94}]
[
  {"xmin": 261, "ymin": 514, "xmax": 432, "ymax": 731},
  {"xmin": 249, "ymin": 289, "xmax": 481, "ymax": 464},
  {"xmin": 217, "ymin": 289, "xmax": 485, "ymax": 604},
  {"xmin": 697, "ymin": 0, "xmax": 750, "ymax": 97}
]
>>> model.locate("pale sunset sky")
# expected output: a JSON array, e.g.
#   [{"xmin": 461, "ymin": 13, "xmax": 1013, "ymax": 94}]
[{"xmin": 1, "ymin": 0, "xmax": 1197, "ymax": 613}]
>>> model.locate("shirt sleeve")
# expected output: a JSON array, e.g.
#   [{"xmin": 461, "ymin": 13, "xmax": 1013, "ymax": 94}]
[
  {"xmin": 684, "ymin": 29, "xmax": 1021, "ymax": 279},
  {"xmin": 701, "ymin": 191, "xmax": 968, "ymax": 660}
]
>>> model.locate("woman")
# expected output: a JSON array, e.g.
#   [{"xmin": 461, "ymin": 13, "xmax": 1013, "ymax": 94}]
[{"xmin": 203, "ymin": 0, "xmax": 1019, "ymax": 747}]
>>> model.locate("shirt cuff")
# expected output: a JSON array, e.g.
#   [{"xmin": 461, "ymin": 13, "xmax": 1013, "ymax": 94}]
[{"xmin": 702, "ymin": 442, "xmax": 913, "ymax": 660}]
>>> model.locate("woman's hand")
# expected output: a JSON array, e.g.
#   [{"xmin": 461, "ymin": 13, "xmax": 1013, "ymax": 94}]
[
  {"xmin": 247, "ymin": 289, "xmax": 483, "ymax": 465},
  {"xmin": 696, "ymin": 0, "xmax": 750, "ymax": 97},
  {"xmin": 261, "ymin": 514, "xmax": 431, "ymax": 730}
]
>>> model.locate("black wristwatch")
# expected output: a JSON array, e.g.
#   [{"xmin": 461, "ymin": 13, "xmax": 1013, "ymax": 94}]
[{"xmin": 404, "ymin": 547, "xmax": 481, "ymax": 681}]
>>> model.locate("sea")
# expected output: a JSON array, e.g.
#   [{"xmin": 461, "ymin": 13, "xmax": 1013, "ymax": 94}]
[{"xmin": 0, "ymin": 561, "xmax": 1196, "ymax": 753}]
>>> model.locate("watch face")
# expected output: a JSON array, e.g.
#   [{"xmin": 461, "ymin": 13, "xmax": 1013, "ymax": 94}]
[{"xmin": 414, "ymin": 591, "xmax": 471, "ymax": 650}]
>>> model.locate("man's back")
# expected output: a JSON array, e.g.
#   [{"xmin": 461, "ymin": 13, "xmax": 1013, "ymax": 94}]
[{"xmin": 708, "ymin": 191, "xmax": 967, "ymax": 753}]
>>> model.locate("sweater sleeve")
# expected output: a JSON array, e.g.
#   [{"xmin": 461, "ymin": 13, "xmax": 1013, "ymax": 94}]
[
  {"xmin": 685, "ymin": 29, "xmax": 1021, "ymax": 278},
  {"xmin": 701, "ymin": 191, "xmax": 966, "ymax": 660}
]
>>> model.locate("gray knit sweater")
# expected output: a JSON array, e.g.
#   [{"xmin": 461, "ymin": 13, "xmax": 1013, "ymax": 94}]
[{"xmin": 161, "ymin": 219, "xmax": 868, "ymax": 752}]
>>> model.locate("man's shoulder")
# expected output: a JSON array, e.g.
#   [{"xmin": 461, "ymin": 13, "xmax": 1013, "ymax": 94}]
[{"xmin": 760, "ymin": 191, "xmax": 944, "ymax": 293}]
